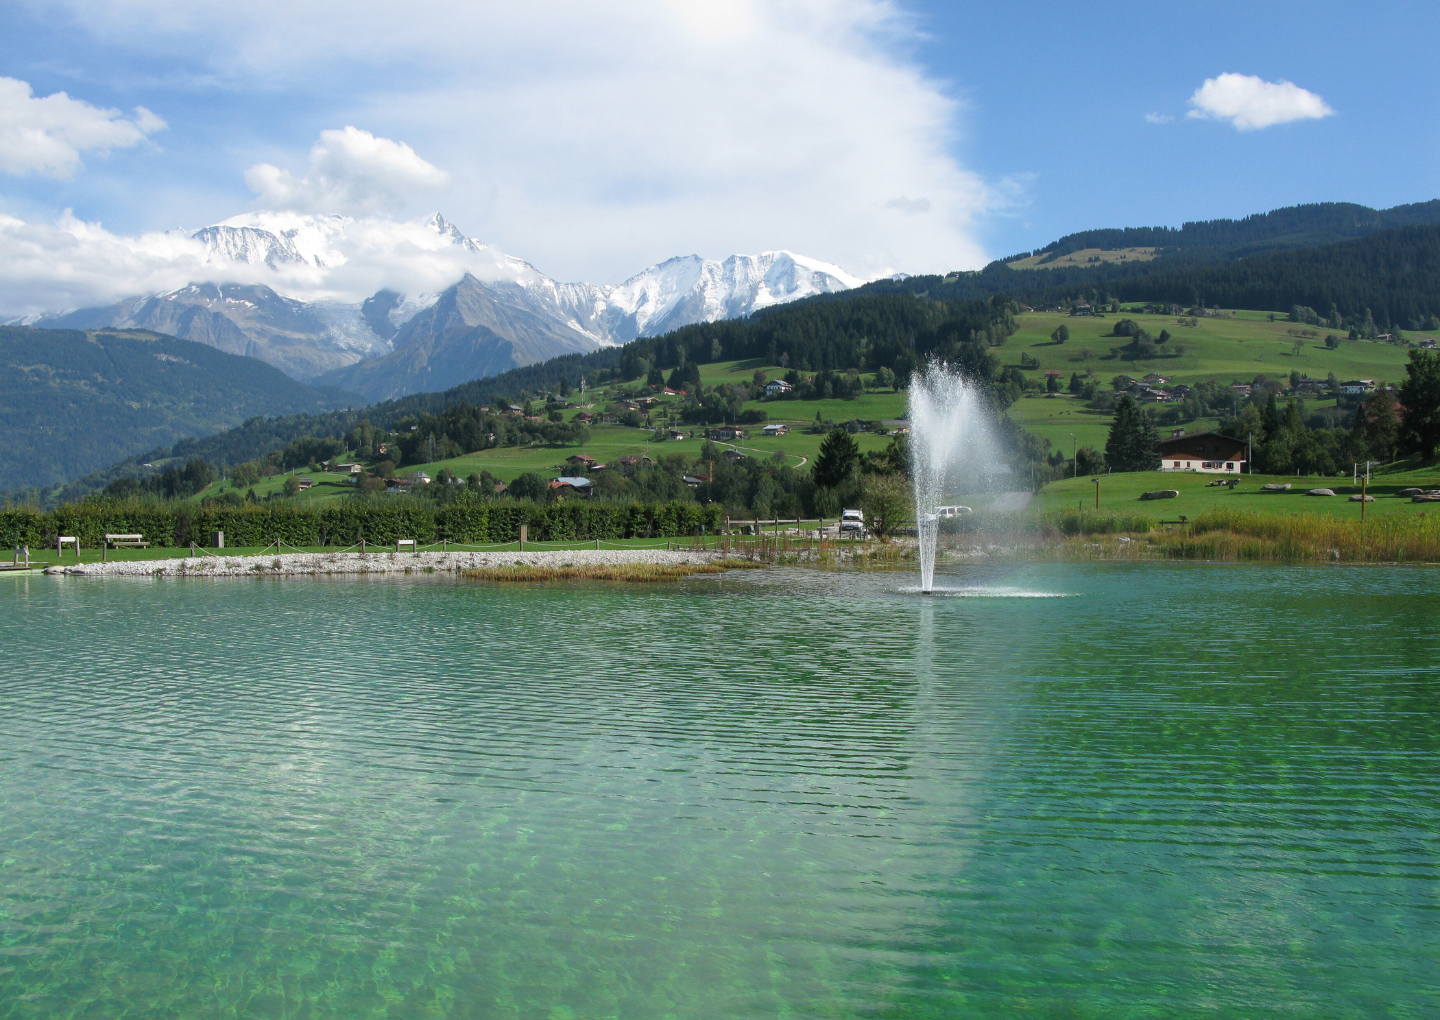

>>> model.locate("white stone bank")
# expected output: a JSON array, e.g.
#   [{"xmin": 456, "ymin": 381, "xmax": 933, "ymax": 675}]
[{"xmin": 46, "ymin": 548, "xmax": 724, "ymax": 578}]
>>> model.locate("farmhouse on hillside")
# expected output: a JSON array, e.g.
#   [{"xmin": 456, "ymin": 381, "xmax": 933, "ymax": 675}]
[{"xmin": 1157, "ymin": 431, "xmax": 1248, "ymax": 473}]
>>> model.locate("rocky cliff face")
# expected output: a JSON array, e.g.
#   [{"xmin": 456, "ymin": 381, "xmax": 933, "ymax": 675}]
[{"xmin": 316, "ymin": 274, "xmax": 598, "ymax": 401}]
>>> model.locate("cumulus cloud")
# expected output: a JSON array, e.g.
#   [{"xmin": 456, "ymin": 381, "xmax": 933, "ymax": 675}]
[
  {"xmin": 0, "ymin": 209, "xmax": 553, "ymax": 320},
  {"xmin": 244, "ymin": 126, "xmax": 450, "ymax": 215},
  {"xmin": 1186, "ymin": 73, "xmax": 1334, "ymax": 131},
  {"xmin": 0, "ymin": 76, "xmax": 166, "ymax": 177},
  {"xmin": 17, "ymin": 0, "xmax": 994, "ymax": 282},
  {"xmin": 0, "ymin": 212, "xmax": 210, "ymax": 317},
  {"xmin": 1144, "ymin": 112, "xmax": 1173, "ymax": 125}
]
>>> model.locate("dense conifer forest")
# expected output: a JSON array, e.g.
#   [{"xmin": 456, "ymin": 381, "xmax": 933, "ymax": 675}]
[{"xmin": 861, "ymin": 223, "xmax": 1440, "ymax": 330}]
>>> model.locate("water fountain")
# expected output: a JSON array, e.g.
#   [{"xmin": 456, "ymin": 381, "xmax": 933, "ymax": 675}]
[{"xmin": 908, "ymin": 364, "xmax": 1004, "ymax": 593}]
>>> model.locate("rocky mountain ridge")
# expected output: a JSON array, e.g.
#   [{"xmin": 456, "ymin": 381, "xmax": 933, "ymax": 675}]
[{"xmin": 35, "ymin": 213, "xmax": 862, "ymax": 395}]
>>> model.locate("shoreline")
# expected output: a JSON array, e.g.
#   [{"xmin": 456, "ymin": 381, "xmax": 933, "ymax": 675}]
[{"xmin": 45, "ymin": 548, "xmax": 727, "ymax": 578}]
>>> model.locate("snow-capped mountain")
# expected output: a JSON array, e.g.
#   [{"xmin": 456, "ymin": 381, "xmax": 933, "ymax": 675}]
[{"xmin": 35, "ymin": 212, "xmax": 864, "ymax": 396}]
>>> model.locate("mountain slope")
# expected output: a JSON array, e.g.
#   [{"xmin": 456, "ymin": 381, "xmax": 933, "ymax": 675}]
[
  {"xmin": 314, "ymin": 273, "xmax": 601, "ymax": 401},
  {"xmin": 855, "ymin": 223, "xmax": 1440, "ymax": 328},
  {"xmin": 26, "ymin": 212, "xmax": 862, "ymax": 388},
  {"xmin": 0, "ymin": 326, "xmax": 359, "ymax": 490},
  {"xmin": 35, "ymin": 283, "xmax": 390, "ymax": 379},
  {"xmin": 1022, "ymin": 200, "xmax": 1440, "ymax": 263}
]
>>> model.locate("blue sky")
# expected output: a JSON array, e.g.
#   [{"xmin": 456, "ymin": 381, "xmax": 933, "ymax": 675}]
[
  {"xmin": 0, "ymin": 0, "xmax": 1435, "ymax": 311},
  {"xmin": 913, "ymin": 0, "xmax": 1440, "ymax": 259}
]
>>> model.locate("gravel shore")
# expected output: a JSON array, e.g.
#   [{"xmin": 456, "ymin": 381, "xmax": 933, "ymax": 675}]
[{"xmin": 46, "ymin": 548, "xmax": 725, "ymax": 578}]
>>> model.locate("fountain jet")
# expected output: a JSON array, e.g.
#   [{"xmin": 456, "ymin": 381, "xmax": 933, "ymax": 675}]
[{"xmin": 909, "ymin": 364, "xmax": 1004, "ymax": 593}]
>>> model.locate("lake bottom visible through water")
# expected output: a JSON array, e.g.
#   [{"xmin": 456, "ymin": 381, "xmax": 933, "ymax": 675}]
[{"xmin": 0, "ymin": 563, "xmax": 1436, "ymax": 1019}]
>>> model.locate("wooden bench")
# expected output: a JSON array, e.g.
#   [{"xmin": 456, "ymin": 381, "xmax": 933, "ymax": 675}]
[
  {"xmin": 104, "ymin": 533, "xmax": 149, "ymax": 549},
  {"xmin": 57, "ymin": 536, "xmax": 79, "ymax": 556},
  {"xmin": 396, "ymin": 538, "xmax": 417, "ymax": 554}
]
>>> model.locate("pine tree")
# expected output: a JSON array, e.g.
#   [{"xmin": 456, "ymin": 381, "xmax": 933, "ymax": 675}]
[
  {"xmin": 1397, "ymin": 351, "xmax": 1440, "ymax": 462},
  {"xmin": 1104, "ymin": 396, "xmax": 1160, "ymax": 472},
  {"xmin": 1261, "ymin": 391, "xmax": 1282, "ymax": 437},
  {"xmin": 813, "ymin": 428, "xmax": 860, "ymax": 488}
]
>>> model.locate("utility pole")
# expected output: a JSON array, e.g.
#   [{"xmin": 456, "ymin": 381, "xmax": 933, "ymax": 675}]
[
  {"xmin": 1093, "ymin": 476, "xmax": 1100, "ymax": 509},
  {"xmin": 1070, "ymin": 433, "xmax": 1076, "ymax": 478}
]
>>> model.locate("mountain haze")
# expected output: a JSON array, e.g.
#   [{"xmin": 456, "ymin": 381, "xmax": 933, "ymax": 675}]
[
  {"xmin": 317, "ymin": 273, "xmax": 599, "ymax": 402},
  {"xmin": 0, "ymin": 326, "xmax": 358, "ymax": 490},
  {"xmin": 29, "ymin": 212, "xmax": 862, "ymax": 394}
]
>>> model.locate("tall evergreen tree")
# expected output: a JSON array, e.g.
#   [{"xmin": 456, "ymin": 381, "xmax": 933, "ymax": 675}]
[
  {"xmin": 1104, "ymin": 395, "xmax": 1160, "ymax": 472},
  {"xmin": 1261, "ymin": 391, "xmax": 1282, "ymax": 437},
  {"xmin": 1397, "ymin": 350, "xmax": 1440, "ymax": 462},
  {"xmin": 813, "ymin": 428, "xmax": 860, "ymax": 489}
]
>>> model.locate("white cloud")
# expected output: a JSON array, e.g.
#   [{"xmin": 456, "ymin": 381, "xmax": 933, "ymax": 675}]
[
  {"xmin": 0, "ymin": 212, "xmax": 210, "ymax": 317},
  {"xmin": 1186, "ymin": 73, "xmax": 1334, "ymax": 131},
  {"xmin": 0, "ymin": 76, "xmax": 165, "ymax": 177},
  {"xmin": 0, "ymin": 209, "xmax": 569, "ymax": 320},
  {"xmin": 1144, "ymin": 112, "xmax": 1173, "ymax": 125},
  {"xmin": 17, "ymin": 0, "xmax": 993, "ymax": 282},
  {"xmin": 244, "ymin": 126, "xmax": 450, "ymax": 215}
]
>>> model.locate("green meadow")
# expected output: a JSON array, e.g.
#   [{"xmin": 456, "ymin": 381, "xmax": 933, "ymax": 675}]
[
  {"xmin": 178, "ymin": 306, "xmax": 1431, "ymax": 520},
  {"xmin": 1034, "ymin": 467, "xmax": 1440, "ymax": 521},
  {"xmin": 1009, "ymin": 309, "xmax": 1414, "ymax": 388}
]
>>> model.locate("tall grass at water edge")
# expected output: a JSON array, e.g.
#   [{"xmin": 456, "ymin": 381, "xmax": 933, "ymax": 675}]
[
  {"xmin": 936, "ymin": 507, "xmax": 1440, "ymax": 563},
  {"xmin": 1154, "ymin": 507, "xmax": 1440, "ymax": 563}
]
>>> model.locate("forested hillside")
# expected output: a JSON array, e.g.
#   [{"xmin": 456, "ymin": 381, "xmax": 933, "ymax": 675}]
[
  {"xmin": 24, "ymin": 294, "xmax": 1017, "ymax": 505},
  {"xmin": 14, "ymin": 204, "xmax": 1440, "ymax": 506},
  {"xmin": 1021, "ymin": 200, "xmax": 1440, "ymax": 261},
  {"xmin": 861, "ymin": 224, "xmax": 1440, "ymax": 330},
  {"xmin": 0, "ymin": 327, "xmax": 358, "ymax": 491}
]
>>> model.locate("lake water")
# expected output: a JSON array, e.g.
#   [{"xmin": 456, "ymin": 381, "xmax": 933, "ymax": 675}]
[{"xmin": 1, "ymin": 564, "xmax": 1437, "ymax": 1019}]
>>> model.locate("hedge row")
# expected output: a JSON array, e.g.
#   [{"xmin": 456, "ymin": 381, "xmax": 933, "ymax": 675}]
[{"xmin": 0, "ymin": 500, "xmax": 724, "ymax": 548}]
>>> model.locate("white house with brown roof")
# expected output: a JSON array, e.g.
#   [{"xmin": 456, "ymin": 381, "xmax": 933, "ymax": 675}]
[{"xmin": 1157, "ymin": 432, "xmax": 1247, "ymax": 473}]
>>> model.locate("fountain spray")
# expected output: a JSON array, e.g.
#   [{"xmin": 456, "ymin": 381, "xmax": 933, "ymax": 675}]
[{"xmin": 908, "ymin": 364, "xmax": 1003, "ymax": 593}]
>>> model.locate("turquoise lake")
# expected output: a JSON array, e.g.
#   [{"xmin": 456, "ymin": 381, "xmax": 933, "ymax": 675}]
[{"xmin": 1, "ymin": 564, "xmax": 1437, "ymax": 1018}]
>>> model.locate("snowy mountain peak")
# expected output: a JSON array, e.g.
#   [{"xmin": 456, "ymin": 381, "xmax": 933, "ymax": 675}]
[{"xmin": 48, "ymin": 209, "xmax": 868, "ymax": 394}]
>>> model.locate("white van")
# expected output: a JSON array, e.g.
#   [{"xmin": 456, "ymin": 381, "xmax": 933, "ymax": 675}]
[
  {"xmin": 935, "ymin": 505, "xmax": 972, "ymax": 518},
  {"xmin": 839, "ymin": 508, "xmax": 865, "ymax": 534}
]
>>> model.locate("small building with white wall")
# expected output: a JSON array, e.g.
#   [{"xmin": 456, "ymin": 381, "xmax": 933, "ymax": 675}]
[{"xmin": 1157, "ymin": 431, "xmax": 1248, "ymax": 473}]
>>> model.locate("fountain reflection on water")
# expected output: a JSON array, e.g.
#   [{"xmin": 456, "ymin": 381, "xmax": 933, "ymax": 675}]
[{"xmin": 909, "ymin": 364, "xmax": 1005, "ymax": 593}]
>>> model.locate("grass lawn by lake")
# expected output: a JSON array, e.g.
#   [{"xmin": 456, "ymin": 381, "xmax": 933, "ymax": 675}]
[{"xmin": 1034, "ymin": 467, "xmax": 1440, "ymax": 520}]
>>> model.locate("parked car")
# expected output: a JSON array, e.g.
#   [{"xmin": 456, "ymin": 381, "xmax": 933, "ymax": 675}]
[
  {"xmin": 839, "ymin": 508, "xmax": 865, "ymax": 534},
  {"xmin": 935, "ymin": 505, "xmax": 972, "ymax": 518}
]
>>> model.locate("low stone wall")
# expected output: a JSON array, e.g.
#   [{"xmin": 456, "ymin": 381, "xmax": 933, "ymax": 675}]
[{"xmin": 46, "ymin": 548, "xmax": 723, "ymax": 578}]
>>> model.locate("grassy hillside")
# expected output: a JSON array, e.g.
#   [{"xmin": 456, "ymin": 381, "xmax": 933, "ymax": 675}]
[
  {"xmin": 1002, "ymin": 309, "xmax": 1416, "ymax": 451},
  {"xmin": 0, "ymin": 326, "xmax": 358, "ymax": 490},
  {"xmin": 1007, "ymin": 247, "xmax": 1158, "ymax": 269},
  {"xmin": 181, "ymin": 305, "xmax": 1425, "ymax": 499}
]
